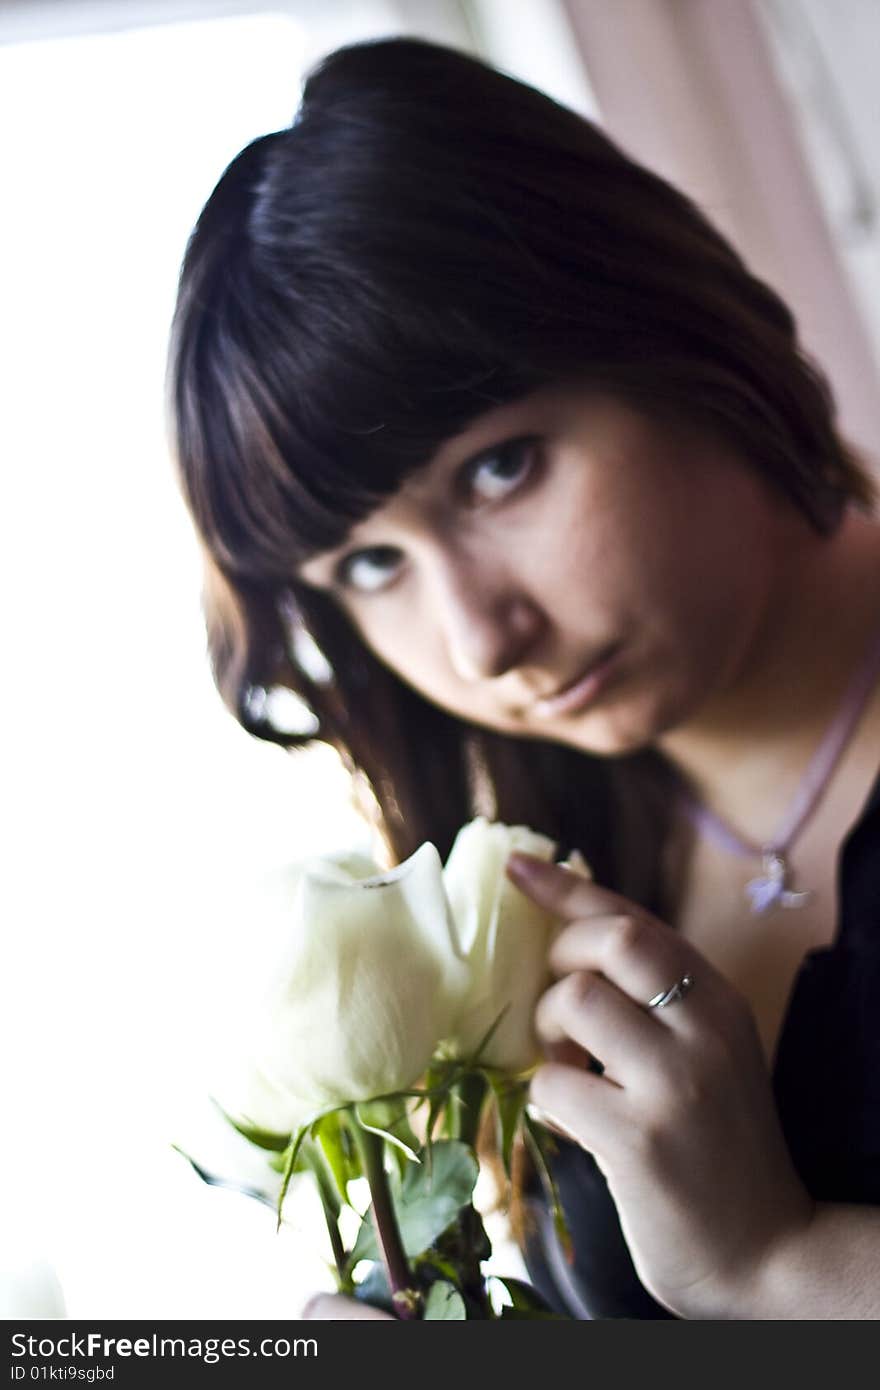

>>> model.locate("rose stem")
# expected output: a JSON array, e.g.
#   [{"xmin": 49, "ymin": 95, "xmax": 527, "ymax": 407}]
[{"xmin": 352, "ymin": 1123, "xmax": 420, "ymax": 1319}]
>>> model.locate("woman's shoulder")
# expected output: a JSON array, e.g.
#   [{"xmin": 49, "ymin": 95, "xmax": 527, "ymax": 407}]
[{"xmin": 860, "ymin": 759, "xmax": 880, "ymax": 819}]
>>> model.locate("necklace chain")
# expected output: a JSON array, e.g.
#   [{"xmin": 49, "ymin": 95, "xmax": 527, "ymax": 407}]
[{"xmin": 679, "ymin": 625, "xmax": 880, "ymax": 914}]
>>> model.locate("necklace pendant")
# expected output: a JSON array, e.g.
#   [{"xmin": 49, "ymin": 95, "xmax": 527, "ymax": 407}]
[{"xmin": 745, "ymin": 850, "xmax": 812, "ymax": 915}]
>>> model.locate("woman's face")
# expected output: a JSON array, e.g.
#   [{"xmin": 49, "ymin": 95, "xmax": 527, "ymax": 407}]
[{"xmin": 298, "ymin": 387, "xmax": 789, "ymax": 756}]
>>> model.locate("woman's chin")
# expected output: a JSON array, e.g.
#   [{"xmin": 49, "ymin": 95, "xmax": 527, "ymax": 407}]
[{"xmin": 543, "ymin": 696, "xmax": 685, "ymax": 758}]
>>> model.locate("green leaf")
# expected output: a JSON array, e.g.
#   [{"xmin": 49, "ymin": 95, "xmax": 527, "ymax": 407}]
[
  {"xmin": 467, "ymin": 1004, "xmax": 510, "ymax": 1068},
  {"xmin": 299, "ymin": 1140, "xmax": 342, "ymax": 1224},
  {"xmin": 487, "ymin": 1074, "xmax": 528, "ymax": 1177},
  {"xmin": 420, "ymin": 1060, "xmax": 459, "ymax": 1146},
  {"xmin": 499, "ymin": 1305, "xmax": 569, "ymax": 1320},
  {"xmin": 458, "ymin": 1202, "xmax": 492, "ymax": 1265},
  {"xmin": 355, "ymin": 1098, "xmax": 421, "ymax": 1165},
  {"xmin": 311, "ymin": 1110, "xmax": 360, "ymax": 1204},
  {"xmin": 276, "ymin": 1120, "xmax": 315, "ymax": 1231},
  {"xmin": 489, "ymin": 1275, "xmax": 558, "ymax": 1314},
  {"xmin": 170, "ymin": 1145, "xmax": 277, "ymax": 1210},
  {"xmin": 210, "ymin": 1098, "xmax": 291, "ymax": 1153},
  {"xmin": 455, "ymin": 1071, "xmax": 488, "ymax": 1148},
  {"xmin": 415, "ymin": 1251, "xmax": 460, "ymax": 1285},
  {"xmin": 350, "ymin": 1140, "xmax": 479, "ymax": 1263},
  {"xmin": 423, "ymin": 1280, "xmax": 467, "ymax": 1320}
]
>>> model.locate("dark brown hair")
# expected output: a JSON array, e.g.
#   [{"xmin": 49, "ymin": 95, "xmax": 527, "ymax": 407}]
[{"xmin": 167, "ymin": 36, "xmax": 875, "ymax": 904}]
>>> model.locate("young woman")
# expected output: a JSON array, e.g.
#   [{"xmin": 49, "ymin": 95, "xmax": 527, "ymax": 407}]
[{"xmin": 167, "ymin": 37, "xmax": 880, "ymax": 1318}]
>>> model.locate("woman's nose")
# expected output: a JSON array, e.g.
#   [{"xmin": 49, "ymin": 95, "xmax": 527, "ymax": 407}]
[{"xmin": 432, "ymin": 560, "xmax": 546, "ymax": 682}]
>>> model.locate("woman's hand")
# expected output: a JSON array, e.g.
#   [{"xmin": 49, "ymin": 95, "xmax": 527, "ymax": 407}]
[
  {"xmin": 506, "ymin": 853, "xmax": 816, "ymax": 1320},
  {"xmin": 302, "ymin": 1294, "xmax": 394, "ymax": 1320}
]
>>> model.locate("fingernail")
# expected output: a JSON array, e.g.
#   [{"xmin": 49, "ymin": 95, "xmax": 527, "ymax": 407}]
[
  {"xmin": 526, "ymin": 1101, "xmax": 580, "ymax": 1145},
  {"xmin": 525, "ymin": 1100, "xmax": 553, "ymax": 1125},
  {"xmin": 507, "ymin": 851, "xmax": 549, "ymax": 880}
]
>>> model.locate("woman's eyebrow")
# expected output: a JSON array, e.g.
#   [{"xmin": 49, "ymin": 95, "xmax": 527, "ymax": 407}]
[{"xmin": 430, "ymin": 401, "xmax": 540, "ymax": 471}]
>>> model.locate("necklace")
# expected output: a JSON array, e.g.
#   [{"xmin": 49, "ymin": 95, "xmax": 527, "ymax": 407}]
[{"xmin": 679, "ymin": 625, "xmax": 880, "ymax": 915}]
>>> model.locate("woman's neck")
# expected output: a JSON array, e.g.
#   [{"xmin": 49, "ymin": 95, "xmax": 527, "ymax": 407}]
[{"xmin": 655, "ymin": 507, "xmax": 880, "ymax": 842}]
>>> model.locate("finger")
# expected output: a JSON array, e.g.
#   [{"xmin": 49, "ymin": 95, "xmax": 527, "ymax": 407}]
[
  {"xmin": 545, "ymin": 1036, "xmax": 598, "ymax": 1072},
  {"xmin": 529, "ymin": 1061, "xmax": 620, "ymax": 1154},
  {"xmin": 549, "ymin": 912, "xmax": 705, "ymax": 1020},
  {"xmin": 506, "ymin": 853, "xmax": 630, "ymax": 921},
  {"xmin": 536, "ymin": 971, "xmax": 662, "ymax": 1082},
  {"xmin": 508, "ymin": 854, "xmax": 713, "ymax": 1027},
  {"xmin": 302, "ymin": 1293, "xmax": 395, "ymax": 1320}
]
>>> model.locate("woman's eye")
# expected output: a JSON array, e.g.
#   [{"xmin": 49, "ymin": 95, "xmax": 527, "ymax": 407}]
[
  {"xmin": 465, "ymin": 437, "xmax": 537, "ymax": 502},
  {"xmin": 336, "ymin": 545, "xmax": 402, "ymax": 593}
]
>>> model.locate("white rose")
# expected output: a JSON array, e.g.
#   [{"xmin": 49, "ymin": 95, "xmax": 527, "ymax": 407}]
[
  {"xmin": 443, "ymin": 818, "xmax": 589, "ymax": 1073},
  {"xmin": 218, "ymin": 843, "xmax": 468, "ymax": 1135}
]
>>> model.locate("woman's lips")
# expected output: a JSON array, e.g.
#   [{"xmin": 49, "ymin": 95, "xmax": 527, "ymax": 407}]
[{"xmin": 531, "ymin": 644, "xmax": 622, "ymax": 718}]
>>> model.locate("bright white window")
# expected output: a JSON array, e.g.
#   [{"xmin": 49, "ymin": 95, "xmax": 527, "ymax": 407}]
[{"xmin": 0, "ymin": 7, "xmax": 389, "ymax": 1320}]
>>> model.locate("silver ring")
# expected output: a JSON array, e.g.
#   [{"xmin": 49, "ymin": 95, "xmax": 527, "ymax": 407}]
[{"xmin": 647, "ymin": 973, "xmax": 694, "ymax": 1009}]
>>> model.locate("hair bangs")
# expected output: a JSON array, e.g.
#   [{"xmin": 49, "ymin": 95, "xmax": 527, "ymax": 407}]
[{"xmin": 170, "ymin": 142, "xmax": 552, "ymax": 581}]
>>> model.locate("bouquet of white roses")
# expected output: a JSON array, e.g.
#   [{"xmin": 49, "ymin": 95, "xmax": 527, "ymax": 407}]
[{"xmin": 182, "ymin": 819, "xmax": 585, "ymax": 1320}]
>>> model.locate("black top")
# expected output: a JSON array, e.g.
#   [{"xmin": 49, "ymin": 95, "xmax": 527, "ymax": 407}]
[{"xmin": 522, "ymin": 764, "xmax": 880, "ymax": 1319}]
